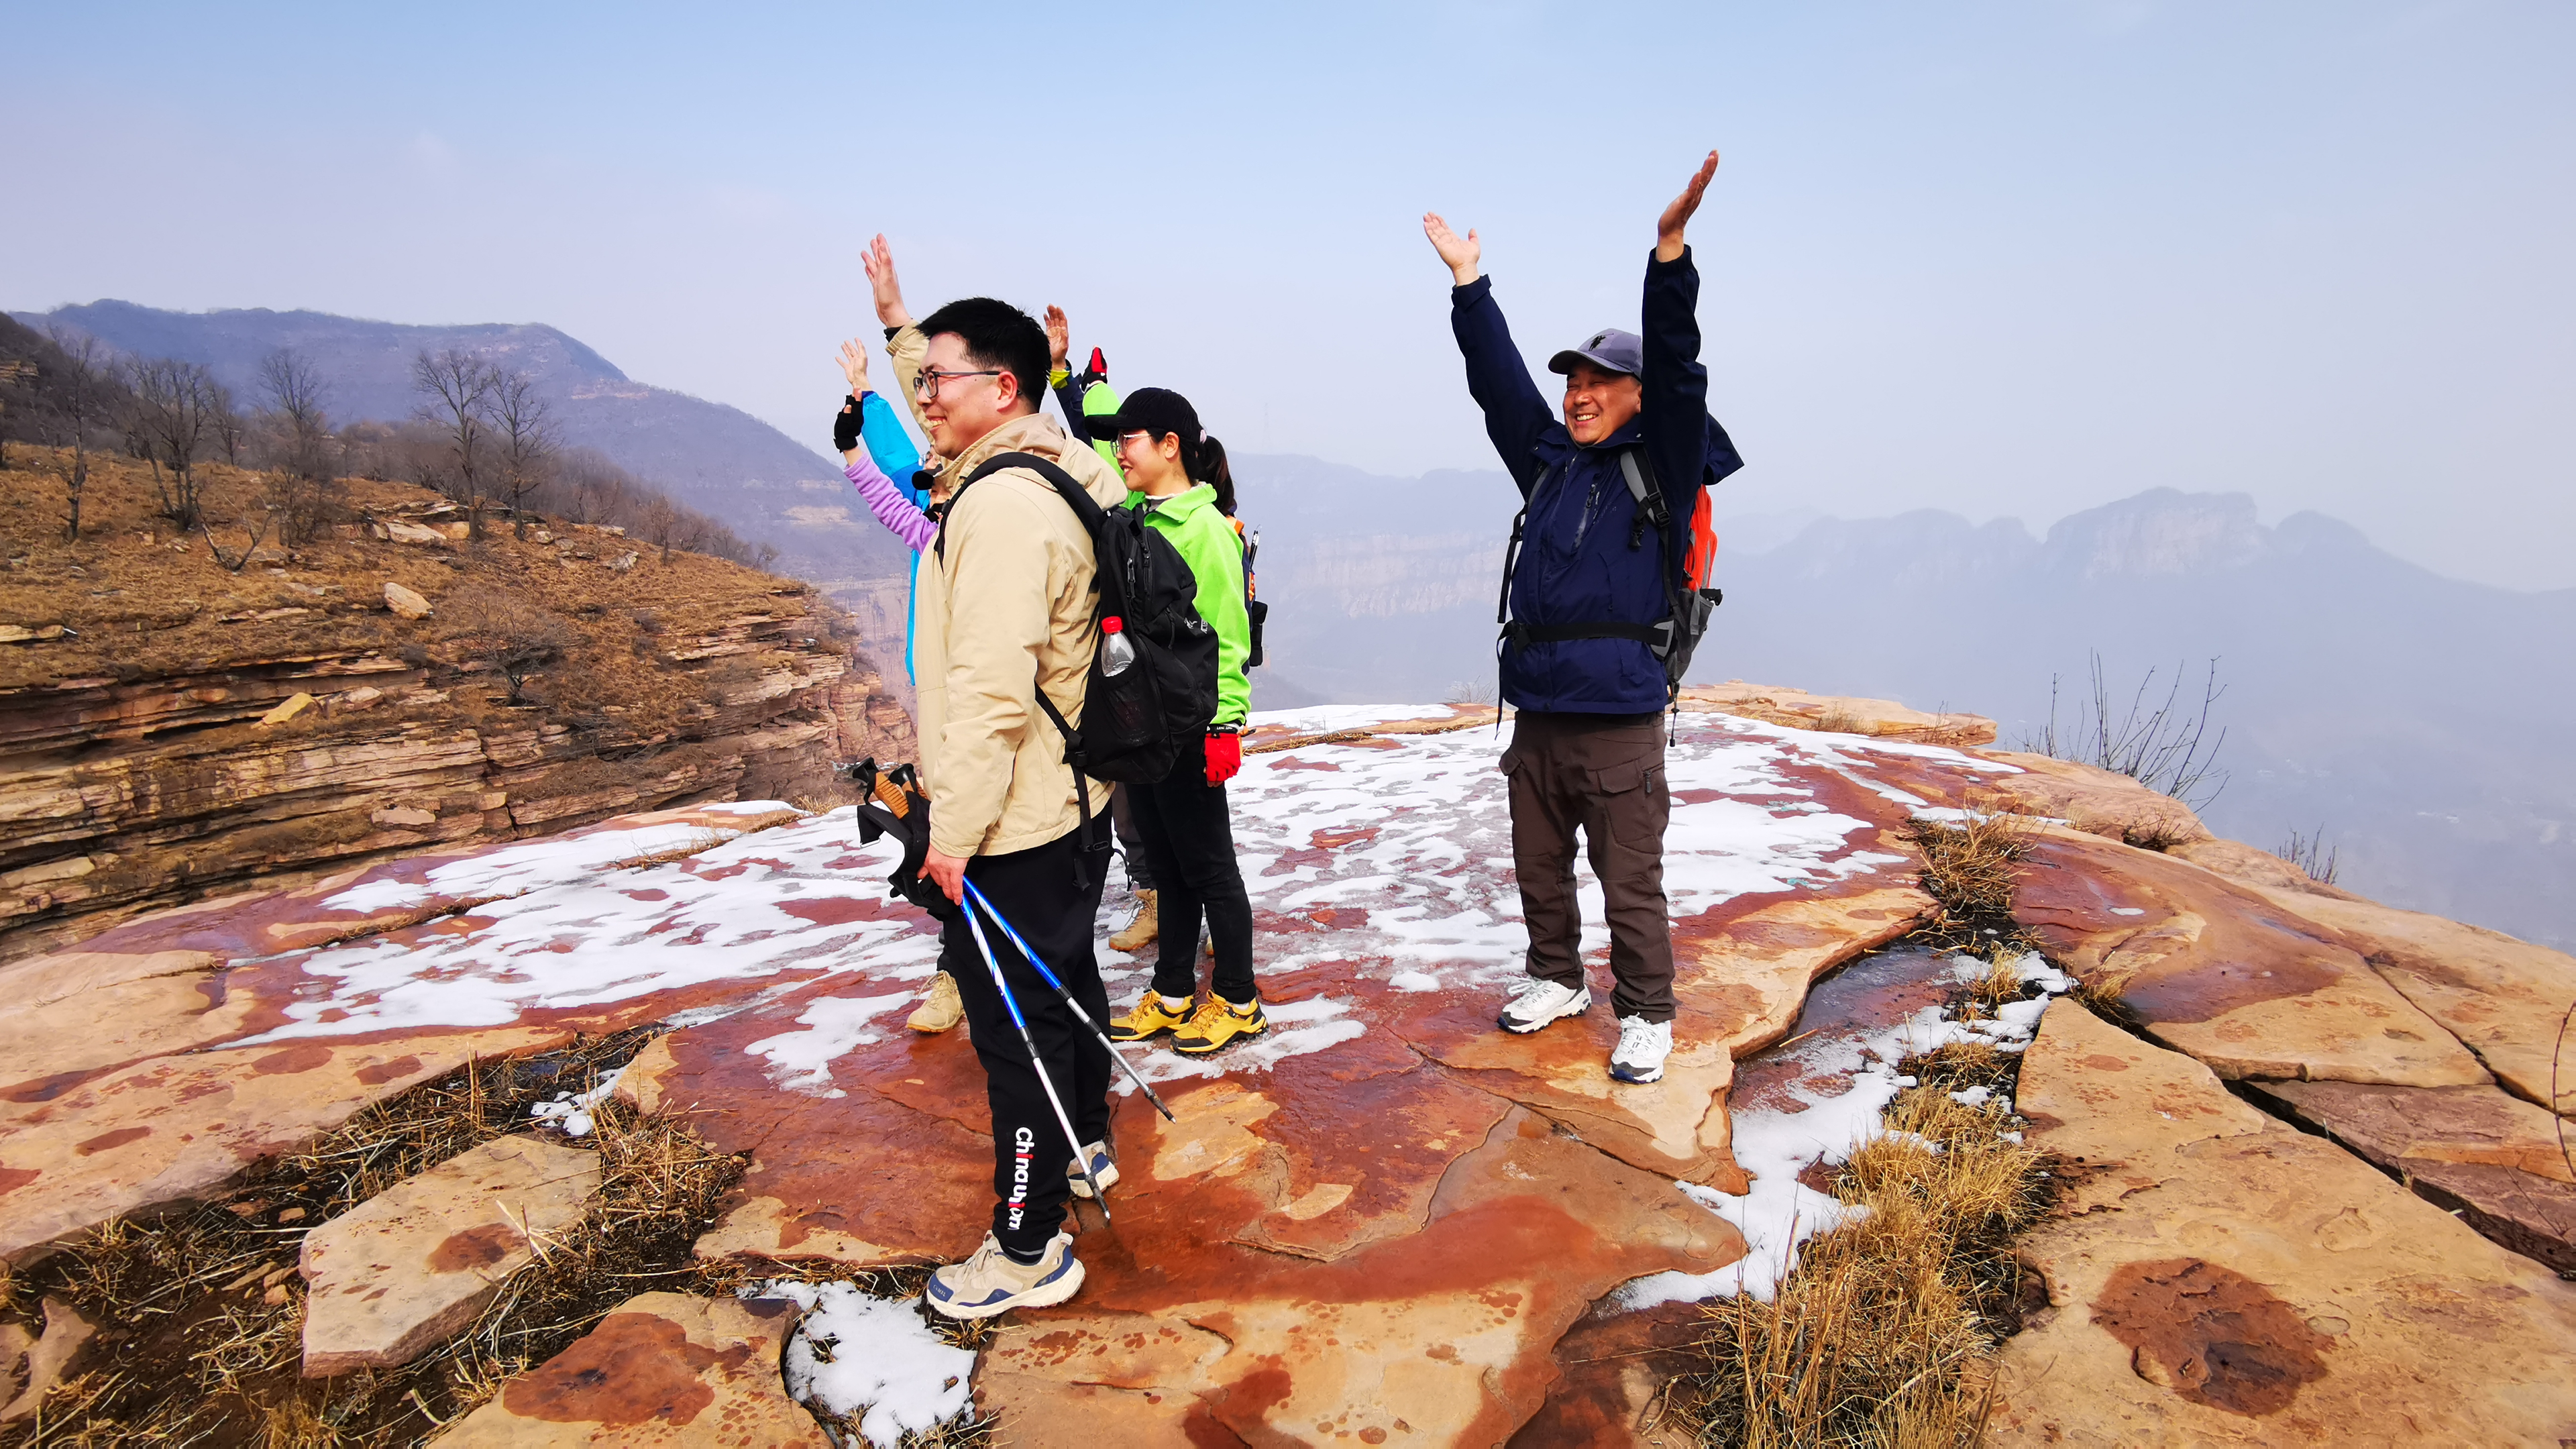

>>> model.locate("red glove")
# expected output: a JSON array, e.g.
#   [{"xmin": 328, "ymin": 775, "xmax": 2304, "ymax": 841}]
[{"xmin": 1204, "ymin": 729, "xmax": 1242, "ymax": 785}]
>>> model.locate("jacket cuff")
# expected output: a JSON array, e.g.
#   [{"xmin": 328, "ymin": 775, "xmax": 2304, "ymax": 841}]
[
  {"xmin": 1647, "ymin": 245, "xmax": 1693, "ymax": 274},
  {"xmin": 1450, "ymin": 275, "xmax": 1493, "ymax": 309}
]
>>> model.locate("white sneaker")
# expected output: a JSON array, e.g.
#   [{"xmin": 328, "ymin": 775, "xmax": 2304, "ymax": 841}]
[
  {"xmin": 1499, "ymin": 979, "xmax": 1591, "ymax": 1034},
  {"xmin": 1610, "ymin": 1015, "xmax": 1672, "ymax": 1084},
  {"xmin": 925, "ymin": 1231, "xmax": 1085, "ymax": 1320},
  {"xmin": 1067, "ymin": 1140, "xmax": 1119, "ymax": 1199}
]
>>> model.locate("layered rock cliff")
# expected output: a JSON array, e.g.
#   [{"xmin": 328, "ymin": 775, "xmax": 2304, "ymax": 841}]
[{"xmin": 0, "ymin": 450, "xmax": 912, "ymax": 962}]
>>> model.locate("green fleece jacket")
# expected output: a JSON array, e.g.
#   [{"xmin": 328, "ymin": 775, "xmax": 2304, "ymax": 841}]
[{"xmin": 1127, "ymin": 483, "xmax": 1250, "ymax": 727}]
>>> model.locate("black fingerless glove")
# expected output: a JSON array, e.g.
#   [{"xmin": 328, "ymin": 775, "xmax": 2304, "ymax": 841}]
[{"xmin": 832, "ymin": 394, "xmax": 863, "ymax": 453}]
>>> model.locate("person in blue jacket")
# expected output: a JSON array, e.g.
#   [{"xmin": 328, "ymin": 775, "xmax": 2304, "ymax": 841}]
[{"xmin": 1421, "ymin": 149, "xmax": 1742, "ymax": 1087}]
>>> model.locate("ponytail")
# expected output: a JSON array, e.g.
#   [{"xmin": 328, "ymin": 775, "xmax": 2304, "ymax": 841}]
[{"xmin": 1188, "ymin": 433, "xmax": 1236, "ymax": 516}]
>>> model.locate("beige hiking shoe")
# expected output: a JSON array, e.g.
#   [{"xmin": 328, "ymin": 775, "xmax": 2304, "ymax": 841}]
[
  {"xmin": 906, "ymin": 971, "xmax": 965, "ymax": 1034},
  {"xmin": 925, "ymin": 1231, "xmax": 1085, "ymax": 1320},
  {"xmin": 1109, "ymin": 889, "xmax": 1159, "ymax": 953}
]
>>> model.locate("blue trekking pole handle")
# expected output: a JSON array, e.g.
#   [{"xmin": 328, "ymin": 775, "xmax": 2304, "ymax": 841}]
[
  {"xmin": 963, "ymin": 879, "xmax": 1177, "ymax": 1122},
  {"xmin": 959, "ymin": 892, "xmax": 1112, "ymax": 1217}
]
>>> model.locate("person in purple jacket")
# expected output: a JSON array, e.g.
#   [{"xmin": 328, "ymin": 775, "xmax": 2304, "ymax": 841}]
[{"xmin": 1421, "ymin": 149, "xmax": 1743, "ymax": 1087}]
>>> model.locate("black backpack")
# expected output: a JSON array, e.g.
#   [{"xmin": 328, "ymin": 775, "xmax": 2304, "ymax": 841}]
[{"xmin": 943, "ymin": 452, "xmax": 1220, "ymax": 794}]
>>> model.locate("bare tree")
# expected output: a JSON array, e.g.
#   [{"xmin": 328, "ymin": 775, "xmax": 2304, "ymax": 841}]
[
  {"xmin": 197, "ymin": 509, "xmax": 276, "ymax": 572},
  {"xmin": 411, "ymin": 347, "xmax": 497, "ymax": 513},
  {"xmin": 638, "ymin": 493, "xmax": 681, "ymax": 564},
  {"xmin": 209, "ymin": 378, "xmax": 246, "ymax": 464},
  {"xmin": 2024, "ymin": 651, "xmax": 2230, "ymax": 810},
  {"xmin": 0, "ymin": 360, "xmax": 32, "ymax": 472},
  {"xmin": 487, "ymin": 368, "xmax": 557, "ymax": 536},
  {"xmin": 40, "ymin": 328, "xmax": 111, "ymax": 540},
  {"xmin": 125, "ymin": 357, "xmax": 221, "ymax": 529},
  {"xmin": 442, "ymin": 591, "xmax": 578, "ymax": 704},
  {"xmin": 258, "ymin": 347, "xmax": 337, "ymax": 543}
]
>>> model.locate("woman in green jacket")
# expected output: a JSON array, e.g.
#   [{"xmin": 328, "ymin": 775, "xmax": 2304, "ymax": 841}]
[{"xmin": 1099, "ymin": 388, "xmax": 1263, "ymax": 1055}]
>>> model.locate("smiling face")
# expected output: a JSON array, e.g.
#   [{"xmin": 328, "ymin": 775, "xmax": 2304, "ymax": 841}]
[
  {"xmin": 1562, "ymin": 362, "xmax": 1644, "ymax": 445},
  {"xmin": 918, "ymin": 331, "xmax": 1025, "ymax": 458},
  {"xmin": 1115, "ymin": 429, "xmax": 1188, "ymax": 496}
]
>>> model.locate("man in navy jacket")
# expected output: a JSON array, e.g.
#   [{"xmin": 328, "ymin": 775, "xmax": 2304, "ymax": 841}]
[{"xmin": 1423, "ymin": 150, "xmax": 1743, "ymax": 1085}]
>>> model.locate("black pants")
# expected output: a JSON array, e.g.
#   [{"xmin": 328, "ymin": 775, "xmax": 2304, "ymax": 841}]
[
  {"xmin": 1502, "ymin": 712, "xmax": 1676, "ymax": 1023},
  {"xmin": 1110, "ymin": 783, "xmax": 1155, "ymax": 892},
  {"xmin": 941, "ymin": 826, "xmax": 1114, "ymax": 1256},
  {"xmin": 1130, "ymin": 734, "xmax": 1256, "ymax": 1005}
]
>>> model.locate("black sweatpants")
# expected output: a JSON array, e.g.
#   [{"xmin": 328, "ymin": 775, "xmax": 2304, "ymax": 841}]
[
  {"xmin": 1130, "ymin": 733, "xmax": 1256, "ymax": 1005},
  {"xmin": 1502, "ymin": 711, "xmax": 1677, "ymax": 1023},
  {"xmin": 941, "ymin": 825, "xmax": 1114, "ymax": 1256}
]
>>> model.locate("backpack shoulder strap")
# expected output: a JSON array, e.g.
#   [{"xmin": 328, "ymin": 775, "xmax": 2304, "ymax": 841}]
[
  {"xmin": 970, "ymin": 450, "xmax": 1106, "ymax": 531},
  {"xmin": 938, "ymin": 449, "xmax": 1107, "ymax": 559},
  {"xmin": 1617, "ymin": 446, "xmax": 1672, "ymax": 531}
]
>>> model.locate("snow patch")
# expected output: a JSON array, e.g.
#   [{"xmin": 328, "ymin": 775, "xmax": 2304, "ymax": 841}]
[
  {"xmin": 529, "ymin": 1065, "xmax": 626, "ymax": 1138},
  {"xmin": 1615, "ymin": 952, "xmax": 2068, "ymax": 1308},
  {"xmin": 749, "ymin": 1280, "xmax": 973, "ymax": 1447},
  {"xmin": 745, "ymin": 993, "xmax": 916, "ymax": 1095}
]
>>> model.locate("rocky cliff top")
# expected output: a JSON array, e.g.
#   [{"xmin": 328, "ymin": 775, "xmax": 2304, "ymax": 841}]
[
  {"xmin": 0, "ymin": 447, "xmax": 911, "ymax": 962},
  {"xmin": 2, "ymin": 690, "xmax": 2567, "ymax": 1442}
]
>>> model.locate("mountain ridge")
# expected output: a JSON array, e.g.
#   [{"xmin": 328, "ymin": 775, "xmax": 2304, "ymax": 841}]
[{"xmin": 13, "ymin": 300, "xmax": 914, "ymax": 630}]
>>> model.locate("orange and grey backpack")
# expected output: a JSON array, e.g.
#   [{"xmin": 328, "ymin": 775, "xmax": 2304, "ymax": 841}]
[{"xmin": 1617, "ymin": 446, "xmax": 1723, "ymax": 690}]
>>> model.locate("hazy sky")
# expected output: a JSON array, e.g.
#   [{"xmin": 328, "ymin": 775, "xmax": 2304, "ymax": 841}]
[{"xmin": 9, "ymin": 2, "xmax": 2571, "ymax": 588}]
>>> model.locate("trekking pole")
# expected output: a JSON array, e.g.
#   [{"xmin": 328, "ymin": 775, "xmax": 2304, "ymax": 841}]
[
  {"xmin": 963, "ymin": 879, "xmax": 1176, "ymax": 1123},
  {"xmin": 958, "ymin": 896, "xmax": 1113, "ymax": 1217}
]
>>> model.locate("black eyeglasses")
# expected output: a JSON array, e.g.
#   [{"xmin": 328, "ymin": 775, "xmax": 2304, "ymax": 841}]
[{"xmin": 913, "ymin": 368, "xmax": 1004, "ymax": 400}]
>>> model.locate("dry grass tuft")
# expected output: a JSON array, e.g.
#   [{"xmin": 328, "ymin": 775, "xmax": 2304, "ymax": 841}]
[
  {"xmin": 1907, "ymin": 811, "xmax": 2037, "ymax": 957},
  {"xmin": 1672, "ymin": 1088, "xmax": 2056, "ymax": 1447},
  {"xmin": 0, "ymin": 1032, "xmax": 748, "ymax": 1446},
  {"xmin": 1899, "ymin": 1038, "xmax": 2013, "ymax": 1093},
  {"xmin": 2066, "ymin": 973, "xmax": 2137, "ymax": 1027},
  {"xmin": 608, "ymin": 828, "xmax": 732, "ymax": 873},
  {"xmin": 1813, "ymin": 707, "xmax": 1864, "ymax": 736}
]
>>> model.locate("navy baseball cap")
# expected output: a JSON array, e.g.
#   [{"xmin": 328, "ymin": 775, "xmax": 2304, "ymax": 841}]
[{"xmin": 1548, "ymin": 327, "xmax": 1643, "ymax": 378}]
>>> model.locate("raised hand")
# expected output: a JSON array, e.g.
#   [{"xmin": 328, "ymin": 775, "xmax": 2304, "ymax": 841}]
[
  {"xmin": 1043, "ymin": 305, "xmax": 1071, "ymax": 373},
  {"xmin": 1655, "ymin": 150, "xmax": 1720, "ymax": 262},
  {"xmin": 1421, "ymin": 212, "xmax": 1481, "ymax": 286},
  {"xmin": 838, "ymin": 338, "xmax": 873, "ymax": 395},
  {"xmin": 862, "ymin": 234, "xmax": 913, "ymax": 329}
]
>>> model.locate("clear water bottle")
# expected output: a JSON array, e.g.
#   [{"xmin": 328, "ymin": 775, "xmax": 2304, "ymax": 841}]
[{"xmin": 1099, "ymin": 615, "xmax": 1136, "ymax": 676}]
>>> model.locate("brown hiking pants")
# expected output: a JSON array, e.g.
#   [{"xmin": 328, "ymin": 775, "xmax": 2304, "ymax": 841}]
[{"xmin": 1501, "ymin": 712, "xmax": 1676, "ymax": 1023}]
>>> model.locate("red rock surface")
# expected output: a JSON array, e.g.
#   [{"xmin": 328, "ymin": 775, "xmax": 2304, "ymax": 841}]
[
  {"xmin": 2243, "ymin": 885, "xmax": 2576, "ymax": 1114},
  {"xmin": 1678, "ymin": 681, "xmax": 1998, "ymax": 746},
  {"xmin": 1994, "ymin": 1000, "xmax": 2576, "ymax": 1446},
  {"xmin": 15, "ymin": 691, "xmax": 2570, "ymax": 1443},
  {"xmin": 613, "ymin": 708, "xmax": 1989, "ymax": 1437},
  {"xmin": 2251, "ymin": 1079, "xmax": 2576, "ymax": 1273},
  {"xmin": 437, "ymin": 1292, "xmax": 825, "ymax": 1447},
  {"xmin": 299, "ymin": 1134, "xmax": 602, "ymax": 1376},
  {"xmin": 2012, "ymin": 830, "xmax": 2489, "ymax": 1087},
  {"xmin": 0, "ymin": 804, "xmax": 863, "ymax": 1261}
]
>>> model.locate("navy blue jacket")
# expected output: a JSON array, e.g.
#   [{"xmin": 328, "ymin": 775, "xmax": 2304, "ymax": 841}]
[{"xmin": 1451, "ymin": 248, "xmax": 1743, "ymax": 715}]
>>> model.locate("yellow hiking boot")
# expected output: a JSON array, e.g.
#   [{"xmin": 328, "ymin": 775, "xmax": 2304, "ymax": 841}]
[
  {"xmin": 906, "ymin": 971, "xmax": 964, "ymax": 1034},
  {"xmin": 1172, "ymin": 996, "xmax": 1267, "ymax": 1055},
  {"xmin": 1109, "ymin": 890, "xmax": 1159, "ymax": 953},
  {"xmin": 1108, "ymin": 991, "xmax": 1194, "ymax": 1043}
]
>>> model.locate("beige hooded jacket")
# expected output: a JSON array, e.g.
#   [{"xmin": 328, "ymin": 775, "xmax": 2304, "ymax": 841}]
[{"xmin": 892, "ymin": 335, "xmax": 1129, "ymax": 858}]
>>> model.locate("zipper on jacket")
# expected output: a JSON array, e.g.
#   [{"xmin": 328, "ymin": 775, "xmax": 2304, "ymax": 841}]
[{"xmin": 1572, "ymin": 471, "xmax": 1605, "ymax": 551}]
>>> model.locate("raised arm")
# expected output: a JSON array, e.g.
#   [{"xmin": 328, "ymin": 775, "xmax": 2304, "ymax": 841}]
[
  {"xmin": 1426, "ymin": 211, "xmax": 1554, "ymax": 495},
  {"xmin": 1640, "ymin": 151, "xmax": 1739, "ymax": 511},
  {"xmin": 835, "ymin": 341, "xmax": 936, "ymax": 551},
  {"xmin": 865, "ymin": 235, "xmax": 941, "ymax": 445}
]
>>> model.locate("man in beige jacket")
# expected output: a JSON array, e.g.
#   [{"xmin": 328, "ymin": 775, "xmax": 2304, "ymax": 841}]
[{"xmin": 863, "ymin": 239, "xmax": 1129, "ymax": 1319}]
